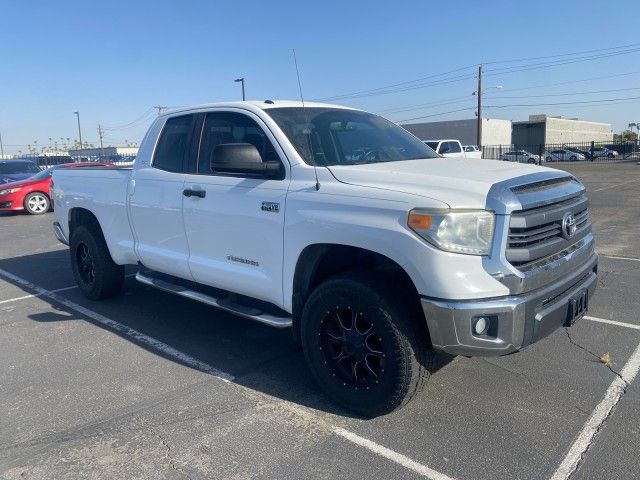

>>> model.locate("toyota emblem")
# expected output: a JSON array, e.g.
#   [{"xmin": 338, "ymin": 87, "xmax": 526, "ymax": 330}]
[{"xmin": 562, "ymin": 212, "xmax": 577, "ymax": 239}]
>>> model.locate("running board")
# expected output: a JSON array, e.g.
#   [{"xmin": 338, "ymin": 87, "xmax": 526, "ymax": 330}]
[{"xmin": 135, "ymin": 272, "xmax": 292, "ymax": 328}]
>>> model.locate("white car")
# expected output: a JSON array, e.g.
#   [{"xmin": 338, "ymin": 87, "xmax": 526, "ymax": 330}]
[
  {"xmin": 591, "ymin": 147, "xmax": 618, "ymax": 159},
  {"xmin": 500, "ymin": 150, "xmax": 540, "ymax": 164},
  {"xmin": 463, "ymin": 145, "xmax": 482, "ymax": 159},
  {"xmin": 52, "ymin": 100, "xmax": 597, "ymax": 416},
  {"xmin": 545, "ymin": 149, "xmax": 585, "ymax": 162}
]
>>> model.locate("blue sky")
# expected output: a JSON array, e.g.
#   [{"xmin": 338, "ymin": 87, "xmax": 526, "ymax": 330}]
[{"xmin": 1, "ymin": 0, "xmax": 639, "ymax": 153}]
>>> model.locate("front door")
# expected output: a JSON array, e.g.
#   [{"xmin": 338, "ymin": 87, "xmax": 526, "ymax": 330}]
[{"xmin": 182, "ymin": 110, "xmax": 289, "ymax": 306}]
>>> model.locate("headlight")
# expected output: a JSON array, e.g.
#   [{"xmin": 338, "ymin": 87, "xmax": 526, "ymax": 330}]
[
  {"xmin": 408, "ymin": 209, "xmax": 495, "ymax": 255},
  {"xmin": 0, "ymin": 187, "xmax": 21, "ymax": 195}
]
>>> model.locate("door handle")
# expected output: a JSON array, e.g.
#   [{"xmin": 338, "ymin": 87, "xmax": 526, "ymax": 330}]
[{"xmin": 183, "ymin": 188, "xmax": 206, "ymax": 198}]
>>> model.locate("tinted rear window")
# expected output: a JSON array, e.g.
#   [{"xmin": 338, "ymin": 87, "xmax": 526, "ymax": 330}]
[{"xmin": 153, "ymin": 115, "xmax": 195, "ymax": 173}]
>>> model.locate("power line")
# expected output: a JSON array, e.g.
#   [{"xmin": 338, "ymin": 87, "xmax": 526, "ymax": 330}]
[
  {"xmin": 316, "ymin": 43, "xmax": 640, "ymax": 103},
  {"xmin": 377, "ymin": 95, "xmax": 474, "ymax": 114},
  {"xmin": 485, "ymin": 95, "xmax": 640, "ymax": 108},
  {"xmin": 482, "ymin": 41, "xmax": 640, "ymax": 65},
  {"xmin": 103, "ymin": 108, "xmax": 155, "ymax": 131},
  {"xmin": 486, "ymin": 70, "xmax": 640, "ymax": 93},
  {"xmin": 397, "ymin": 107, "xmax": 477, "ymax": 123},
  {"xmin": 316, "ymin": 64, "xmax": 478, "ymax": 102},
  {"xmin": 316, "ymin": 72, "xmax": 478, "ymax": 102},
  {"xmin": 484, "ymin": 47, "xmax": 640, "ymax": 76},
  {"xmin": 483, "ymin": 86, "xmax": 640, "ymax": 100}
]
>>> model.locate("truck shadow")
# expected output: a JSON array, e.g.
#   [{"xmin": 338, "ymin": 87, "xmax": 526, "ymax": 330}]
[{"xmin": 0, "ymin": 250, "xmax": 455, "ymax": 419}]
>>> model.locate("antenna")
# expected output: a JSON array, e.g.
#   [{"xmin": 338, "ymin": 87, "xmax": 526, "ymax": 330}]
[{"xmin": 293, "ymin": 49, "xmax": 320, "ymax": 191}]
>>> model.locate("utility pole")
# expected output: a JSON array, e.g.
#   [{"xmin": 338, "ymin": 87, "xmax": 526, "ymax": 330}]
[
  {"xmin": 234, "ymin": 77, "xmax": 246, "ymax": 100},
  {"xmin": 476, "ymin": 65, "xmax": 482, "ymax": 148},
  {"xmin": 74, "ymin": 111, "xmax": 83, "ymax": 151},
  {"xmin": 97, "ymin": 124, "xmax": 105, "ymax": 158},
  {"xmin": 153, "ymin": 105, "xmax": 166, "ymax": 115},
  {"xmin": 0, "ymin": 129, "xmax": 4, "ymax": 158}
]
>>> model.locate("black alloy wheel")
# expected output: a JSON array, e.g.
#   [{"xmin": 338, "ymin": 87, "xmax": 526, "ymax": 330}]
[
  {"xmin": 75, "ymin": 242, "xmax": 96, "ymax": 286},
  {"xmin": 320, "ymin": 306, "xmax": 385, "ymax": 389}
]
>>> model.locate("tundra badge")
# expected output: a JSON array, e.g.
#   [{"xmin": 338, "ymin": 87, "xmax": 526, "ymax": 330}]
[{"xmin": 261, "ymin": 201, "xmax": 280, "ymax": 213}]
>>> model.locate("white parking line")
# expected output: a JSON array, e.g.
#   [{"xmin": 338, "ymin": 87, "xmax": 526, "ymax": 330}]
[
  {"xmin": 0, "ymin": 267, "xmax": 454, "ymax": 480},
  {"xmin": 0, "ymin": 284, "xmax": 78, "ymax": 305},
  {"xmin": 550, "ymin": 340, "xmax": 640, "ymax": 480},
  {"xmin": 0, "ymin": 274, "xmax": 137, "ymax": 306},
  {"xmin": 601, "ymin": 254, "xmax": 640, "ymax": 263},
  {"xmin": 334, "ymin": 428, "xmax": 456, "ymax": 480},
  {"xmin": 592, "ymin": 178, "xmax": 640, "ymax": 192},
  {"xmin": 585, "ymin": 316, "xmax": 640, "ymax": 331},
  {"xmin": 0, "ymin": 268, "xmax": 234, "ymax": 381}
]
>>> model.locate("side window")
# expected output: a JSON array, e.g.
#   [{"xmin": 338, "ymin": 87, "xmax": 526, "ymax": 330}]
[
  {"xmin": 197, "ymin": 112, "xmax": 282, "ymax": 175},
  {"xmin": 439, "ymin": 142, "xmax": 449, "ymax": 154},
  {"xmin": 448, "ymin": 141, "xmax": 462, "ymax": 153},
  {"xmin": 153, "ymin": 114, "xmax": 195, "ymax": 173}
]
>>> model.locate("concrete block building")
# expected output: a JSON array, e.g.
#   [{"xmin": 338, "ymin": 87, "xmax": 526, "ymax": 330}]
[
  {"xmin": 401, "ymin": 118, "xmax": 512, "ymax": 146},
  {"xmin": 512, "ymin": 115, "xmax": 613, "ymax": 146}
]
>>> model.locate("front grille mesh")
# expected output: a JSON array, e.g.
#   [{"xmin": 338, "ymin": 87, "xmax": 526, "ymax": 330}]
[{"xmin": 507, "ymin": 194, "xmax": 591, "ymax": 268}]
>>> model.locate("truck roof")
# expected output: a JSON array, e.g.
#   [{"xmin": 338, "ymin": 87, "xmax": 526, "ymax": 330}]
[{"xmin": 163, "ymin": 100, "xmax": 359, "ymax": 117}]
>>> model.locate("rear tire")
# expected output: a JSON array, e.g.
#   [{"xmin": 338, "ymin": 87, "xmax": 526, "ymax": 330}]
[
  {"xmin": 70, "ymin": 225, "xmax": 124, "ymax": 300},
  {"xmin": 300, "ymin": 272, "xmax": 433, "ymax": 417},
  {"xmin": 570, "ymin": 155, "xmax": 577, "ymax": 161},
  {"xmin": 23, "ymin": 192, "xmax": 50, "ymax": 215}
]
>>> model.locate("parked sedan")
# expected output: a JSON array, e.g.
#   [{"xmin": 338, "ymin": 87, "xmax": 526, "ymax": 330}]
[
  {"xmin": 500, "ymin": 150, "xmax": 540, "ymax": 163},
  {"xmin": 0, "ymin": 160, "xmax": 41, "ymax": 184},
  {"xmin": 0, "ymin": 162, "xmax": 110, "ymax": 215},
  {"xmin": 591, "ymin": 147, "xmax": 619, "ymax": 159},
  {"xmin": 545, "ymin": 149, "xmax": 585, "ymax": 162}
]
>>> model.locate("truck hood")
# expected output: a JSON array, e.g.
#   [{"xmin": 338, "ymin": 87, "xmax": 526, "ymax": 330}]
[{"xmin": 327, "ymin": 158, "xmax": 555, "ymax": 209}]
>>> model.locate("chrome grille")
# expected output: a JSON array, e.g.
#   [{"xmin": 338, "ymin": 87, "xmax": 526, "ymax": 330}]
[{"xmin": 507, "ymin": 193, "xmax": 591, "ymax": 268}]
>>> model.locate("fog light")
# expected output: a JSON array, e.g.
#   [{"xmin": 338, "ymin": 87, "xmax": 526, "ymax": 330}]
[{"xmin": 473, "ymin": 317, "xmax": 489, "ymax": 336}]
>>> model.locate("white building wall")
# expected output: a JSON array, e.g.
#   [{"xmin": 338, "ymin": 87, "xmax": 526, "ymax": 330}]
[
  {"xmin": 481, "ymin": 118, "xmax": 512, "ymax": 145},
  {"xmin": 401, "ymin": 118, "xmax": 512, "ymax": 146},
  {"xmin": 544, "ymin": 117, "xmax": 613, "ymax": 144}
]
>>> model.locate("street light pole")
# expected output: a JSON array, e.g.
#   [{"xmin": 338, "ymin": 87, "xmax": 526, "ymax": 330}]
[
  {"xmin": 476, "ymin": 65, "xmax": 482, "ymax": 148},
  {"xmin": 74, "ymin": 111, "xmax": 83, "ymax": 150},
  {"xmin": 234, "ymin": 77, "xmax": 246, "ymax": 101},
  {"xmin": 0, "ymin": 129, "xmax": 4, "ymax": 158}
]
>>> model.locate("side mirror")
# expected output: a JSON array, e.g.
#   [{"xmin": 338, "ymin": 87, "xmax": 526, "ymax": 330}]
[{"xmin": 211, "ymin": 143, "xmax": 280, "ymax": 177}]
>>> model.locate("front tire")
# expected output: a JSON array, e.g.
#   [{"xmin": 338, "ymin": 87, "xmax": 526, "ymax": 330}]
[
  {"xmin": 70, "ymin": 225, "xmax": 124, "ymax": 300},
  {"xmin": 570, "ymin": 155, "xmax": 577, "ymax": 161},
  {"xmin": 23, "ymin": 192, "xmax": 50, "ymax": 215},
  {"xmin": 300, "ymin": 272, "xmax": 432, "ymax": 417}
]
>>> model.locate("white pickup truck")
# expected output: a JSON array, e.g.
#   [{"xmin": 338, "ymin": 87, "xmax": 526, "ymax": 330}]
[
  {"xmin": 423, "ymin": 139, "xmax": 467, "ymax": 158},
  {"xmin": 52, "ymin": 101, "xmax": 597, "ymax": 416}
]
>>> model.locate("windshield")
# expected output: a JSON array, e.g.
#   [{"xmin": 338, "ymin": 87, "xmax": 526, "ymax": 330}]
[
  {"xmin": 0, "ymin": 162, "xmax": 41, "ymax": 174},
  {"xmin": 266, "ymin": 107, "xmax": 438, "ymax": 166}
]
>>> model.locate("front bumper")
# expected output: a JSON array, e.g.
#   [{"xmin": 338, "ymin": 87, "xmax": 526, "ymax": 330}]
[{"xmin": 421, "ymin": 252, "xmax": 598, "ymax": 356}]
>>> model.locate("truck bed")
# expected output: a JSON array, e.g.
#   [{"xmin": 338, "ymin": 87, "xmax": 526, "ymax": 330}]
[{"xmin": 52, "ymin": 167, "xmax": 137, "ymax": 265}]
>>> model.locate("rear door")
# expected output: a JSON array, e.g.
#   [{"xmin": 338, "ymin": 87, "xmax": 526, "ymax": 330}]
[
  {"xmin": 128, "ymin": 114, "xmax": 199, "ymax": 279},
  {"xmin": 182, "ymin": 109, "xmax": 289, "ymax": 306}
]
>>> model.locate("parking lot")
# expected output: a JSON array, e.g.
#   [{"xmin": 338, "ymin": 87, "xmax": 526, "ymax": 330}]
[{"xmin": 0, "ymin": 162, "xmax": 638, "ymax": 480}]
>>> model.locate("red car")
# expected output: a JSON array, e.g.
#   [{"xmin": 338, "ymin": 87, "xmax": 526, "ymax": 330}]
[{"xmin": 0, "ymin": 162, "xmax": 111, "ymax": 215}]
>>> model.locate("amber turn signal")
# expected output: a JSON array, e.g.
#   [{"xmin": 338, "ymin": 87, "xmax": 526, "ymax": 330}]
[{"xmin": 408, "ymin": 212, "xmax": 432, "ymax": 230}]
